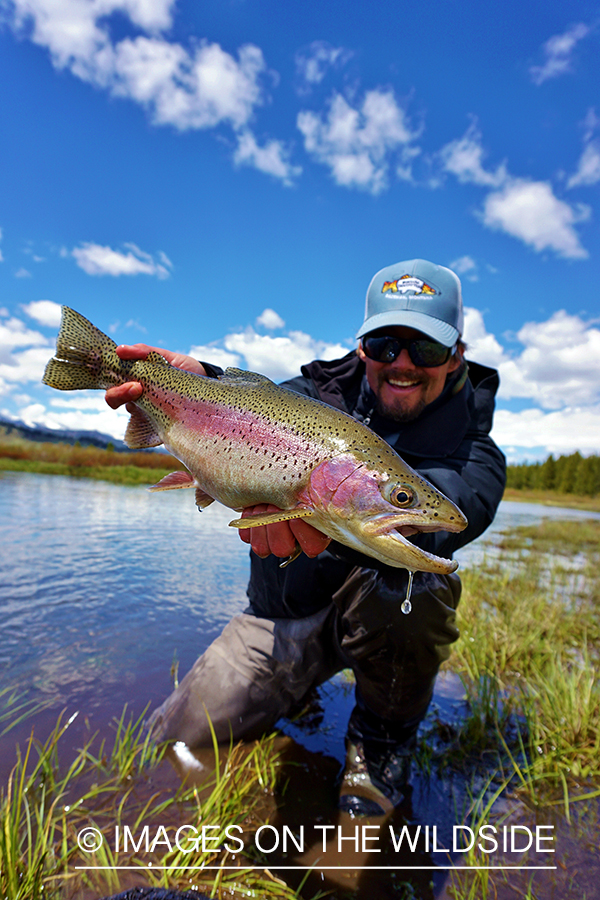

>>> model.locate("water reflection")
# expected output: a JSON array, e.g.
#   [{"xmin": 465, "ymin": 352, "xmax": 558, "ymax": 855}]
[
  {"xmin": 2, "ymin": 472, "xmax": 598, "ymax": 898},
  {"xmin": 0, "ymin": 471, "xmax": 250, "ymax": 723},
  {"xmin": 2, "ymin": 472, "xmax": 597, "ymax": 727}
]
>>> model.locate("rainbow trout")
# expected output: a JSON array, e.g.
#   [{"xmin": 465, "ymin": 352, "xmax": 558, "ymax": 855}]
[{"xmin": 43, "ymin": 307, "xmax": 467, "ymax": 575}]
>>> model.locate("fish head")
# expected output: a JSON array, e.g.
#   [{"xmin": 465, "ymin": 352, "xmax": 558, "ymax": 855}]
[{"xmin": 303, "ymin": 450, "xmax": 467, "ymax": 573}]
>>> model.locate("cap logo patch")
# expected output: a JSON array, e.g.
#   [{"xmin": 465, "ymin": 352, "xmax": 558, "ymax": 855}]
[{"xmin": 382, "ymin": 275, "xmax": 437, "ymax": 296}]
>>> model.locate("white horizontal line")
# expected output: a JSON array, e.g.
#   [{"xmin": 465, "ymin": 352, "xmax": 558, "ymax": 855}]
[{"xmin": 76, "ymin": 865, "xmax": 558, "ymax": 871}]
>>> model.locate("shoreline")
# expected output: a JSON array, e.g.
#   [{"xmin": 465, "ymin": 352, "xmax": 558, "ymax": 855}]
[{"xmin": 2, "ymin": 456, "xmax": 599, "ymax": 511}]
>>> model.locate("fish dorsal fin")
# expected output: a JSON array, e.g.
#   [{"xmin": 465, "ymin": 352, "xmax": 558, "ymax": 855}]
[
  {"xmin": 124, "ymin": 406, "xmax": 163, "ymax": 449},
  {"xmin": 222, "ymin": 367, "xmax": 273, "ymax": 384}
]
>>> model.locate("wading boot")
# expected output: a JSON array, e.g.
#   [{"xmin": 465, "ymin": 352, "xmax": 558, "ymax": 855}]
[{"xmin": 338, "ymin": 738, "xmax": 413, "ymax": 817}]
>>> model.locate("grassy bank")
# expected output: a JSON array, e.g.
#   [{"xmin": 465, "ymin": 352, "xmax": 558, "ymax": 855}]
[
  {"xmin": 0, "ymin": 435, "xmax": 177, "ymax": 486},
  {"xmin": 502, "ymin": 486, "xmax": 600, "ymax": 513},
  {"xmin": 3, "ymin": 436, "xmax": 600, "ymax": 514},
  {"xmin": 439, "ymin": 518, "xmax": 600, "ymax": 899},
  {"xmin": 1, "ymin": 512, "xmax": 598, "ymax": 898},
  {"xmin": 0, "ymin": 703, "xmax": 315, "ymax": 900}
]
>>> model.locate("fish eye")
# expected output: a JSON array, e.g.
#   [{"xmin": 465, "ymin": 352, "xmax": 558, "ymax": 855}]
[{"xmin": 389, "ymin": 484, "xmax": 416, "ymax": 508}]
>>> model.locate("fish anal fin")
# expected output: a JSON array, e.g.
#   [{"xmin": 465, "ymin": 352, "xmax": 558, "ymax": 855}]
[
  {"xmin": 149, "ymin": 470, "xmax": 196, "ymax": 492},
  {"xmin": 228, "ymin": 508, "xmax": 314, "ymax": 529},
  {"xmin": 124, "ymin": 406, "xmax": 163, "ymax": 449},
  {"xmin": 196, "ymin": 488, "xmax": 215, "ymax": 510}
]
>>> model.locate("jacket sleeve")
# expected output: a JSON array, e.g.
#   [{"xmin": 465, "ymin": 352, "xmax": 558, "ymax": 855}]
[{"xmin": 411, "ymin": 432, "xmax": 506, "ymax": 557}]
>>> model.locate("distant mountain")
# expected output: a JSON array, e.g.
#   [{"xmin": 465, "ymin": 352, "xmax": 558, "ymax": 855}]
[{"xmin": 0, "ymin": 416, "xmax": 130, "ymax": 451}]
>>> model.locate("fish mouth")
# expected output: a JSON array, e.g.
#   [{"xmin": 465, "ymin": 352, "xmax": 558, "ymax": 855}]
[
  {"xmin": 362, "ymin": 510, "xmax": 467, "ymax": 537},
  {"xmin": 361, "ymin": 511, "xmax": 467, "ymax": 574}
]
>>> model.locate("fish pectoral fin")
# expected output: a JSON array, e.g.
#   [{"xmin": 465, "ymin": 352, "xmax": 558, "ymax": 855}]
[
  {"xmin": 228, "ymin": 508, "xmax": 314, "ymax": 529},
  {"xmin": 149, "ymin": 470, "xmax": 196, "ymax": 491},
  {"xmin": 125, "ymin": 406, "xmax": 163, "ymax": 449},
  {"xmin": 195, "ymin": 488, "xmax": 215, "ymax": 510}
]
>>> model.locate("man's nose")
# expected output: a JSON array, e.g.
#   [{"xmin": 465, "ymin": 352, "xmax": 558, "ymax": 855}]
[{"xmin": 390, "ymin": 348, "xmax": 416, "ymax": 369}]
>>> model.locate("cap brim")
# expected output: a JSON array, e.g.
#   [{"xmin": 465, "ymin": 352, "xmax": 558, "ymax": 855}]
[{"xmin": 356, "ymin": 310, "xmax": 459, "ymax": 347}]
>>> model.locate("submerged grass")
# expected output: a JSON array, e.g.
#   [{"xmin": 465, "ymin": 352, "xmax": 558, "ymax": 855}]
[
  {"xmin": 442, "ymin": 518, "xmax": 600, "ymax": 899},
  {"xmin": 2, "ymin": 516, "xmax": 599, "ymax": 900},
  {"xmin": 0, "ymin": 702, "xmax": 315, "ymax": 900}
]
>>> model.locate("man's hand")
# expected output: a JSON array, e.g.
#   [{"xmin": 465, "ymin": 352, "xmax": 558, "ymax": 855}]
[
  {"xmin": 238, "ymin": 504, "xmax": 331, "ymax": 560},
  {"xmin": 104, "ymin": 344, "xmax": 206, "ymax": 410},
  {"xmin": 105, "ymin": 349, "xmax": 326, "ymax": 562}
]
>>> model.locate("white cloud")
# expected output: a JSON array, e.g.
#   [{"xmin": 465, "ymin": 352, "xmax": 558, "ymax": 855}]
[
  {"xmin": 449, "ymin": 256, "xmax": 478, "ymax": 281},
  {"xmin": 567, "ymin": 141, "xmax": 600, "ymax": 188},
  {"xmin": 440, "ymin": 124, "xmax": 590, "ymax": 259},
  {"xmin": 294, "ymin": 41, "xmax": 349, "ymax": 90},
  {"xmin": 72, "ymin": 242, "xmax": 172, "ymax": 277},
  {"xmin": 297, "ymin": 89, "xmax": 420, "ymax": 194},
  {"xmin": 439, "ymin": 124, "xmax": 507, "ymax": 187},
  {"xmin": 15, "ymin": 268, "xmax": 32, "ymax": 278},
  {"xmin": 6, "ymin": 0, "xmax": 296, "ymax": 183},
  {"xmin": 492, "ymin": 406, "xmax": 600, "ymax": 456},
  {"xmin": 22, "ymin": 300, "xmax": 62, "ymax": 327},
  {"xmin": 481, "ymin": 178, "xmax": 590, "ymax": 259},
  {"xmin": 567, "ymin": 115, "xmax": 600, "ymax": 189},
  {"xmin": 187, "ymin": 343, "xmax": 242, "ymax": 372},
  {"xmin": 529, "ymin": 23, "xmax": 590, "ymax": 85},
  {"xmin": 462, "ymin": 307, "xmax": 505, "ymax": 367},
  {"xmin": 192, "ymin": 326, "xmax": 351, "ymax": 381},
  {"xmin": 233, "ymin": 130, "xmax": 301, "ymax": 186},
  {"xmin": 16, "ymin": 396, "xmax": 129, "ymax": 439},
  {"xmin": 465, "ymin": 308, "xmax": 600, "ymax": 411},
  {"xmin": 256, "ymin": 308, "xmax": 285, "ymax": 329}
]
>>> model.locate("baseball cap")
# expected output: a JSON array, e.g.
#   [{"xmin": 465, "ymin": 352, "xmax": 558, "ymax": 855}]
[{"xmin": 356, "ymin": 259, "xmax": 464, "ymax": 347}]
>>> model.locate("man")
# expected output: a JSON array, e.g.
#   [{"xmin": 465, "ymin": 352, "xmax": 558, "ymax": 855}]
[{"xmin": 106, "ymin": 258, "xmax": 506, "ymax": 817}]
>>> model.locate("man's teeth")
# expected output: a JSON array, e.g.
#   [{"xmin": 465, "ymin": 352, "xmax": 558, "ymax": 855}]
[{"xmin": 388, "ymin": 378, "xmax": 419, "ymax": 387}]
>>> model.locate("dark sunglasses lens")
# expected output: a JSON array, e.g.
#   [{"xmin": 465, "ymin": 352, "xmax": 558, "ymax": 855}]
[
  {"xmin": 411, "ymin": 340, "xmax": 451, "ymax": 367},
  {"xmin": 363, "ymin": 336, "xmax": 451, "ymax": 367},
  {"xmin": 363, "ymin": 337, "xmax": 400, "ymax": 363}
]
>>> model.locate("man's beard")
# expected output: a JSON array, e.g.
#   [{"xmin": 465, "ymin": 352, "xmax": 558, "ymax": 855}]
[{"xmin": 375, "ymin": 394, "xmax": 428, "ymax": 423}]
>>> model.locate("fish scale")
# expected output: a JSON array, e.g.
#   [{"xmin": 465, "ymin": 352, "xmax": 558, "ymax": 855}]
[{"xmin": 43, "ymin": 306, "xmax": 468, "ymax": 574}]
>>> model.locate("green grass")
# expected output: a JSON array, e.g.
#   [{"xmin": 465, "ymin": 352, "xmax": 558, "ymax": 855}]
[
  {"xmin": 503, "ymin": 486, "xmax": 600, "ymax": 513},
  {"xmin": 440, "ymin": 519, "xmax": 600, "ymax": 899},
  {"xmin": 3, "ymin": 517, "xmax": 599, "ymax": 900},
  {"xmin": 0, "ymin": 435, "xmax": 178, "ymax": 486},
  {"xmin": 0, "ymin": 701, "xmax": 321, "ymax": 900}
]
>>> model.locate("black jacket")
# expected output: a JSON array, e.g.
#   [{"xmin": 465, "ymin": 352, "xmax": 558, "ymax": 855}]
[{"xmin": 244, "ymin": 351, "xmax": 506, "ymax": 619}]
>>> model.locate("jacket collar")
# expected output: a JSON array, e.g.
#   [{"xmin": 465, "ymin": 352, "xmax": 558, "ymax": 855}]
[{"xmin": 301, "ymin": 351, "xmax": 499, "ymax": 459}]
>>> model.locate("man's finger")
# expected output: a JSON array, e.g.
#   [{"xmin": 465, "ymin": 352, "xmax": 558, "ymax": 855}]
[
  {"xmin": 105, "ymin": 382, "xmax": 143, "ymax": 409},
  {"xmin": 290, "ymin": 518, "xmax": 331, "ymax": 557}
]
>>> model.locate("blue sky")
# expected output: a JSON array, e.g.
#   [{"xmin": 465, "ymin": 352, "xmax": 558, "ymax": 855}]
[{"xmin": 0, "ymin": 0, "xmax": 599, "ymax": 462}]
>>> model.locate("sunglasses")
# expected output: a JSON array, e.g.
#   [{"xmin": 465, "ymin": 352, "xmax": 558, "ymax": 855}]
[{"xmin": 362, "ymin": 334, "xmax": 456, "ymax": 368}]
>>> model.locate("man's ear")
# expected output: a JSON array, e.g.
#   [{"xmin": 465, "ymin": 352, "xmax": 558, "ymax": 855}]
[
  {"xmin": 447, "ymin": 343, "xmax": 465, "ymax": 374},
  {"xmin": 356, "ymin": 342, "xmax": 367, "ymax": 362}
]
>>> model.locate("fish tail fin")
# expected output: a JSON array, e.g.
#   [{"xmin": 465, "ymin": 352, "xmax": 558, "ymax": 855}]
[{"xmin": 42, "ymin": 306, "xmax": 119, "ymax": 391}]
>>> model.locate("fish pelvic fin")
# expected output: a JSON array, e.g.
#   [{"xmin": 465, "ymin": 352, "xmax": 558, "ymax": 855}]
[
  {"xmin": 195, "ymin": 488, "xmax": 215, "ymax": 510},
  {"xmin": 42, "ymin": 306, "xmax": 118, "ymax": 392},
  {"xmin": 125, "ymin": 406, "xmax": 163, "ymax": 449},
  {"xmin": 149, "ymin": 470, "xmax": 196, "ymax": 491},
  {"xmin": 228, "ymin": 508, "xmax": 314, "ymax": 529}
]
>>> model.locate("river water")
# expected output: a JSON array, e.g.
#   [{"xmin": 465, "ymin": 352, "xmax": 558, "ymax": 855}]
[
  {"xmin": 2, "ymin": 471, "xmax": 599, "ymax": 898},
  {"xmin": 1, "ymin": 470, "xmax": 599, "ymax": 750}
]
